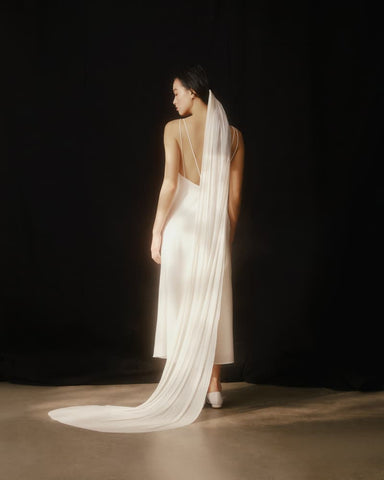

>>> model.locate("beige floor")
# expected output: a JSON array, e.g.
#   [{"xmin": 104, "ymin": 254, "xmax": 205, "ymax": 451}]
[{"xmin": 1, "ymin": 381, "xmax": 383, "ymax": 480}]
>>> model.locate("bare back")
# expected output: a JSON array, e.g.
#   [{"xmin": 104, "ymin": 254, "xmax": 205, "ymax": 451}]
[{"xmin": 175, "ymin": 117, "xmax": 240, "ymax": 186}]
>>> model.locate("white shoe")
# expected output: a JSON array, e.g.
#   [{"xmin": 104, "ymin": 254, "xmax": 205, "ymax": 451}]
[{"xmin": 206, "ymin": 391, "xmax": 223, "ymax": 408}]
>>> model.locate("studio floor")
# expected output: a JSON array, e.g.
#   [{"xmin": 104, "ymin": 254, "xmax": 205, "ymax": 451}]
[{"xmin": 1, "ymin": 381, "xmax": 383, "ymax": 480}]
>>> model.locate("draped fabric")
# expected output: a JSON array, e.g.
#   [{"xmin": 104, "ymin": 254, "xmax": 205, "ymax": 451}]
[{"xmin": 48, "ymin": 89, "xmax": 232, "ymax": 432}]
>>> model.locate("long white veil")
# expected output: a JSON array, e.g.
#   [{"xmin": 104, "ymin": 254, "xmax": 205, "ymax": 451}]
[{"xmin": 48, "ymin": 89, "xmax": 232, "ymax": 432}]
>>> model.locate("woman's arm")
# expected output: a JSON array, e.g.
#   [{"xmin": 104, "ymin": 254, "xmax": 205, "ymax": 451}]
[
  {"xmin": 228, "ymin": 129, "xmax": 245, "ymax": 245},
  {"xmin": 151, "ymin": 121, "xmax": 180, "ymax": 264}
]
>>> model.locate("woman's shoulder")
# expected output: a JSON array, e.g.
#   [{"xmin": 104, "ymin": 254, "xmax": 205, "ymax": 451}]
[
  {"xmin": 164, "ymin": 119, "xmax": 180, "ymax": 131},
  {"xmin": 229, "ymin": 124, "xmax": 243, "ymax": 137},
  {"xmin": 163, "ymin": 120, "xmax": 180, "ymax": 143},
  {"xmin": 229, "ymin": 125, "xmax": 244, "ymax": 161},
  {"xmin": 229, "ymin": 125, "xmax": 244, "ymax": 147}
]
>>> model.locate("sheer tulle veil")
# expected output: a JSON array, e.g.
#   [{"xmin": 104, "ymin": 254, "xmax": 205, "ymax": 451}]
[{"xmin": 48, "ymin": 89, "xmax": 232, "ymax": 432}]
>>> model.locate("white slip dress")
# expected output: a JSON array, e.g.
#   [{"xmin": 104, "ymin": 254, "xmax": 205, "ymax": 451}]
[
  {"xmin": 48, "ymin": 89, "xmax": 238, "ymax": 433},
  {"xmin": 153, "ymin": 118, "xmax": 238, "ymax": 364}
]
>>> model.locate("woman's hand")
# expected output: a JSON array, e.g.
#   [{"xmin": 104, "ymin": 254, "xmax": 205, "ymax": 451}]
[{"xmin": 151, "ymin": 232, "xmax": 162, "ymax": 264}]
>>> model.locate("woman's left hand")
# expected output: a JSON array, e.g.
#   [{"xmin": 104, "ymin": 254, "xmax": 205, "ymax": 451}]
[{"xmin": 151, "ymin": 232, "xmax": 162, "ymax": 264}]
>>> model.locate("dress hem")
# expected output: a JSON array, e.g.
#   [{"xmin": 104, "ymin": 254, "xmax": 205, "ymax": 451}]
[{"xmin": 153, "ymin": 354, "xmax": 234, "ymax": 365}]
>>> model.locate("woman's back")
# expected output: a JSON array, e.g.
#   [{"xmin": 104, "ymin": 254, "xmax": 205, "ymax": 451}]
[{"xmin": 175, "ymin": 116, "xmax": 240, "ymax": 186}]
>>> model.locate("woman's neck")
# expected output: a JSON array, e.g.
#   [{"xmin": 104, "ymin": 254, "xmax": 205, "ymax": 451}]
[{"xmin": 189, "ymin": 98, "xmax": 207, "ymax": 121}]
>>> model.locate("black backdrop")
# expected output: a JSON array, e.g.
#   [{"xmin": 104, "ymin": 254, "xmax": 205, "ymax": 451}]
[{"xmin": 2, "ymin": 1, "xmax": 382, "ymax": 390}]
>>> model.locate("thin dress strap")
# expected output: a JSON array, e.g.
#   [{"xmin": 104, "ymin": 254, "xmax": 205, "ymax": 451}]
[
  {"xmin": 179, "ymin": 119, "xmax": 186, "ymax": 176},
  {"xmin": 230, "ymin": 126, "xmax": 239, "ymax": 161},
  {"xmin": 182, "ymin": 119, "xmax": 201, "ymax": 177}
]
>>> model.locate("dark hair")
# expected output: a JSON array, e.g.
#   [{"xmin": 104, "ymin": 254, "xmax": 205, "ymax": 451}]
[{"xmin": 173, "ymin": 64, "xmax": 210, "ymax": 105}]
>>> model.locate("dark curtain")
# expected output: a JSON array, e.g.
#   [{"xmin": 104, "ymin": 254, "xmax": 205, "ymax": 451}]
[{"xmin": 1, "ymin": 1, "xmax": 382, "ymax": 390}]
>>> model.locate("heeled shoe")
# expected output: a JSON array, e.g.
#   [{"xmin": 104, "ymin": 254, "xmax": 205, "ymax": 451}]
[{"xmin": 206, "ymin": 391, "xmax": 223, "ymax": 408}]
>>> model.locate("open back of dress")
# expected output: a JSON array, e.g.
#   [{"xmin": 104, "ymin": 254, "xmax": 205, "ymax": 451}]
[{"xmin": 48, "ymin": 89, "xmax": 233, "ymax": 433}]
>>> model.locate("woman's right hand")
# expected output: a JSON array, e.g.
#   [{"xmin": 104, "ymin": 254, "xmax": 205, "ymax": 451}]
[{"xmin": 151, "ymin": 232, "xmax": 162, "ymax": 264}]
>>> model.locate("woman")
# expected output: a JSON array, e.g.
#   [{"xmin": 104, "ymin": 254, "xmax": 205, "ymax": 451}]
[
  {"xmin": 48, "ymin": 65, "xmax": 244, "ymax": 432},
  {"xmin": 151, "ymin": 65, "xmax": 244, "ymax": 408}
]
